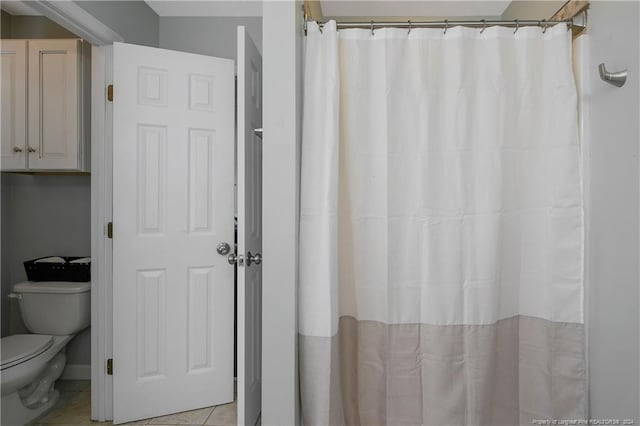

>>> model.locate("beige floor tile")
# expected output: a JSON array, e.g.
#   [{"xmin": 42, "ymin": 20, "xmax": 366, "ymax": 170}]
[
  {"xmin": 204, "ymin": 402, "xmax": 236, "ymax": 426},
  {"xmin": 145, "ymin": 406, "xmax": 214, "ymax": 425},
  {"xmin": 95, "ymin": 419, "xmax": 145, "ymax": 426},
  {"xmin": 56, "ymin": 380, "xmax": 91, "ymax": 393},
  {"xmin": 39, "ymin": 391, "xmax": 92, "ymax": 424},
  {"xmin": 35, "ymin": 421, "xmax": 92, "ymax": 425},
  {"xmin": 38, "ymin": 385, "xmax": 231, "ymax": 426}
]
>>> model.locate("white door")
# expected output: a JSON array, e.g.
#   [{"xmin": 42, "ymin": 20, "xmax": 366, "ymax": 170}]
[
  {"xmin": 237, "ymin": 27, "xmax": 263, "ymax": 426},
  {"xmin": 0, "ymin": 39, "xmax": 27, "ymax": 171},
  {"xmin": 27, "ymin": 39, "xmax": 80, "ymax": 170},
  {"xmin": 112, "ymin": 42, "xmax": 235, "ymax": 424}
]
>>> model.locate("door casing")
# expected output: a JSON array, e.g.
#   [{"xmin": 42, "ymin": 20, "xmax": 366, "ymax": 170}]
[
  {"xmin": 49, "ymin": 6, "xmax": 269, "ymax": 422},
  {"xmin": 91, "ymin": 44, "xmax": 114, "ymax": 422}
]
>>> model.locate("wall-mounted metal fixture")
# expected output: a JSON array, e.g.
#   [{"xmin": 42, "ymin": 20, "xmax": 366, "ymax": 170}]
[
  {"xmin": 599, "ymin": 63, "xmax": 627, "ymax": 88},
  {"xmin": 254, "ymin": 128, "xmax": 263, "ymax": 139}
]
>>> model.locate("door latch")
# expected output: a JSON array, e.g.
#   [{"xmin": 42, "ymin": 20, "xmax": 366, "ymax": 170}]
[
  {"xmin": 228, "ymin": 253, "xmax": 244, "ymax": 266},
  {"xmin": 107, "ymin": 358, "xmax": 113, "ymax": 375},
  {"xmin": 246, "ymin": 251, "xmax": 262, "ymax": 266}
]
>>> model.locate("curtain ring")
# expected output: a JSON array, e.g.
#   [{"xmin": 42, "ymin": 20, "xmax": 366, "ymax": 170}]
[
  {"xmin": 444, "ymin": 19, "xmax": 448, "ymax": 35},
  {"xmin": 370, "ymin": 20, "xmax": 374, "ymax": 36},
  {"xmin": 542, "ymin": 19, "xmax": 548, "ymax": 34},
  {"xmin": 513, "ymin": 19, "xmax": 519, "ymax": 33},
  {"xmin": 408, "ymin": 20, "xmax": 412, "ymax": 35},
  {"xmin": 480, "ymin": 19, "xmax": 486, "ymax": 34}
]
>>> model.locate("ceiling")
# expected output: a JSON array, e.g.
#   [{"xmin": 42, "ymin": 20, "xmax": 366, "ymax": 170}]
[
  {"xmin": 145, "ymin": 0, "xmax": 262, "ymax": 17},
  {"xmin": 144, "ymin": 0, "xmax": 562, "ymax": 20},
  {"xmin": 145, "ymin": 0, "xmax": 566, "ymax": 19},
  {"xmin": 321, "ymin": 1, "xmax": 511, "ymax": 19},
  {"xmin": 0, "ymin": 0, "xmax": 565, "ymax": 21},
  {"xmin": 144, "ymin": 0, "xmax": 511, "ymax": 18}
]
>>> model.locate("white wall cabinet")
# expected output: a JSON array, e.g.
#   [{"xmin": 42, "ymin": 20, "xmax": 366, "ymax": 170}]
[
  {"xmin": 0, "ymin": 39, "xmax": 89, "ymax": 172},
  {"xmin": 1, "ymin": 40, "xmax": 28, "ymax": 170}
]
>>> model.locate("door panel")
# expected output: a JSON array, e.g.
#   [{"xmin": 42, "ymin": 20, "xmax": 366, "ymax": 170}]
[
  {"xmin": 237, "ymin": 26, "xmax": 263, "ymax": 426},
  {"xmin": 112, "ymin": 42, "xmax": 235, "ymax": 424},
  {"xmin": 0, "ymin": 40, "xmax": 27, "ymax": 171}
]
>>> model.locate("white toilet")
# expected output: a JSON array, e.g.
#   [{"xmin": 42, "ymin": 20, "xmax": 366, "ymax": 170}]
[{"xmin": 1, "ymin": 281, "xmax": 90, "ymax": 426}]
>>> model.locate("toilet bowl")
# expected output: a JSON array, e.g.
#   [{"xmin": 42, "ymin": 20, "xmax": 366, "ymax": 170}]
[{"xmin": 1, "ymin": 281, "xmax": 90, "ymax": 426}]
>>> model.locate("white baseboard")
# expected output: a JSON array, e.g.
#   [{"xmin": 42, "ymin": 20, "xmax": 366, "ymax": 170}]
[{"xmin": 61, "ymin": 364, "xmax": 91, "ymax": 380}]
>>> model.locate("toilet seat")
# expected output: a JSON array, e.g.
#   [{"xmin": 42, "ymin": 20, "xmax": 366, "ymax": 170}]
[{"xmin": 1, "ymin": 335, "xmax": 54, "ymax": 370}]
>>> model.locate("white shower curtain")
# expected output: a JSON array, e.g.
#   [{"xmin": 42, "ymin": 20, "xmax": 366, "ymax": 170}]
[{"xmin": 299, "ymin": 21, "xmax": 585, "ymax": 426}]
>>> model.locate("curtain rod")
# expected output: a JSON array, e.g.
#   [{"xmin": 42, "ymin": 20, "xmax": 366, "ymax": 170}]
[{"xmin": 305, "ymin": 18, "xmax": 580, "ymax": 35}]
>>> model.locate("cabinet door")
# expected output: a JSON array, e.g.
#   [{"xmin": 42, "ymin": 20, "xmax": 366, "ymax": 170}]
[
  {"xmin": 27, "ymin": 39, "xmax": 80, "ymax": 170},
  {"xmin": 1, "ymin": 40, "xmax": 28, "ymax": 171}
]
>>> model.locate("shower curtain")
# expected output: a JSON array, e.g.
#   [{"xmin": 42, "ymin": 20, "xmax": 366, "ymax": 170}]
[{"xmin": 299, "ymin": 20, "xmax": 585, "ymax": 426}]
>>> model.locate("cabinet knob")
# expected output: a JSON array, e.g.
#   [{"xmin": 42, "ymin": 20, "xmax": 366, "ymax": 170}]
[
  {"xmin": 27, "ymin": 147, "xmax": 36, "ymax": 153},
  {"xmin": 12, "ymin": 147, "xmax": 23, "ymax": 153}
]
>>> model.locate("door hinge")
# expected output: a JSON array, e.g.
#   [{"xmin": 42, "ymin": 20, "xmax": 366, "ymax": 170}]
[
  {"xmin": 107, "ymin": 358, "xmax": 113, "ymax": 375},
  {"xmin": 107, "ymin": 84, "xmax": 113, "ymax": 102},
  {"xmin": 107, "ymin": 222, "xmax": 113, "ymax": 239}
]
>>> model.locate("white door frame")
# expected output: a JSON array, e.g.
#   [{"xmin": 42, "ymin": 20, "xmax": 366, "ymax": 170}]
[
  {"xmin": 23, "ymin": 2, "xmax": 123, "ymax": 421},
  {"xmin": 91, "ymin": 45, "xmax": 114, "ymax": 422},
  {"xmin": 35, "ymin": 4, "xmax": 303, "ymax": 424},
  {"xmin": 261, "ymin": 4, "xmax": 303, "ymax": 425}
]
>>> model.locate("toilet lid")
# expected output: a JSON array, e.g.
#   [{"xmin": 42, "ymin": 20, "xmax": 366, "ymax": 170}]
[
  {"xmin": 1, "ymin": 334, "xmax": 54, "ymax": 370},
  {"xmin": 13, "ymin": 281, "xmax": 90, "ymax": 294}
]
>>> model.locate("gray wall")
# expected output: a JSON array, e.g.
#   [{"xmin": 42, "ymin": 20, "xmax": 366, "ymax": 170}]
[
  {"xmin": 262, "ymin": 3, "xmax": 302, "ymax": 425},
  {"xmin": 0, "ymin": 13, "xmax": 92, "ymax": 366},
  {"xmin": 500, "ymin": 0, "xmax": 565, "ymax": 20},
  {"xmin": 2, "ymin": 14, "xmax": 76, "ymax": 38},
  {"xmin": 159, "ymin": 17, "xmax": 262, "ymax": 60},
  {"xmin": 1, "ymin": 10, "xmax": 12, "ymax": 37},
  {"xmin": 76, "ymin": 0, "xmax": 159, "ymax": 47},
  {"xmin": 1, "ymin": 175, "xmax": 91, "ymax": 365},
  {"xmin": 587, "ymin": 1, "xmax": 640, "ymax": 420}
]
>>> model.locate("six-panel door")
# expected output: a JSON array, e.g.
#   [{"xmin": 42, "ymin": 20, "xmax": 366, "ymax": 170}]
[{"xmin": 112, "ymin": 42, "xmax": 235, "ymax": 424}]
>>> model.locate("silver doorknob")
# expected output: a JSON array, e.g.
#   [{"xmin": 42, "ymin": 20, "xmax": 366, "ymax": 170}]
[
  {"xmin": 246, "ymin": 251, "xmax": 262, "ymax": 266},
  {"xmin": 13, "ymin": 146, "xmax": 23, "ymax": 153},
  {"xmin": 228, "ymin": 253, "xmax": 244, "ymax": 266},
  {"xmin": 217, "ymin": 242, "xmax": 231, "ymax": 255}
]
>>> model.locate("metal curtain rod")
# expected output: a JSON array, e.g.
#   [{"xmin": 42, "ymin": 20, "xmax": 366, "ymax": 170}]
[{"xmin": 305, "ymin": 18, "xmax": 576, "ymax": 35}]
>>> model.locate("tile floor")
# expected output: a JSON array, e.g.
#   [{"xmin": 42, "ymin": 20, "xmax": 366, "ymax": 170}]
[{"xmin": 30, "ymin": 380, "xmax": 242, "ymax": 426}]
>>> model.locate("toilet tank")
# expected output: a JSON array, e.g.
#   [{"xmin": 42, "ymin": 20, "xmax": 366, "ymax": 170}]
[{"xmin": 12, "ymin": 281, "xmax": 90, "ymax": 335}]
